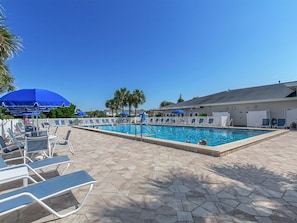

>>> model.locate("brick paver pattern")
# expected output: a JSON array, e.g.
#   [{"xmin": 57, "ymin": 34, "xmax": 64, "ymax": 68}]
[{"xmin": 1, "ymin": 127, "xmax": 297, "ymax": 223}]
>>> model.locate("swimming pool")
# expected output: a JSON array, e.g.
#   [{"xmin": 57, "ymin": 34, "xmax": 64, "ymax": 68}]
[{"xmin": 96, "ymin": 124, "xmax": 272, "ymax": 146}]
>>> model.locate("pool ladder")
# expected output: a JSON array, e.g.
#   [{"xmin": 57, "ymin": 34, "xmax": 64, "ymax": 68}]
[{"xmin": 139, "ymin": 124, "xmax": 156, "ymax": 138}]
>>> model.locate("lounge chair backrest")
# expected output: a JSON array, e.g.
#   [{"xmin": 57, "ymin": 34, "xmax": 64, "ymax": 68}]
[
  {"xmin": 0, "ymin": 134, "xmax": 23, "ymax": 156},
  {"xmin": 15, "ymin": 123, "xmax": 24, "ymax": 133},
  {"xmin": 262, "ymin": 118, "xmax": 270, "ymax": 126},
  {"xmin": 16, "ymin": 122, "xmax": 24, "ymax": 130},
  {"xmin": 7, "ymin": 128, "xmax": 19, "ymax": 144},
  {"xmin": 25, "ymin": 136, "xmax": 49, "ymax": 153},
  {"xmin": 0, "ymin": 136, "xmax": 7, "ymax": 149},
  {"xmin": 65, "ymin": 130, "xmax": 71, "ymax": 141},
  {"xmin": 277, "ymin": 118, "xmax": 286, "ymax": 127}
]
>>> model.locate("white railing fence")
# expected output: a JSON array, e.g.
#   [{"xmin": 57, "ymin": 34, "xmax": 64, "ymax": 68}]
[{"xmin": 0, "ymin": 115, "xmax": 231, "ymax": 139}]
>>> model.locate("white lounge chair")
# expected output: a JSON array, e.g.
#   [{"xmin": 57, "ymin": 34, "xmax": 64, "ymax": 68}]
[
  {"xmin": 53, "ymin": 130, "xmax": 75, "ymax": 155},
  {"xmin": 0, "ymin": 166, "xmax": 37, "ymax": 185},
  {"xmin": 207, "ymin": 118, "xmax": 214, "ymax": 125},
  {"xmin": 198, "ymin": 118, "xmax": 205, "ymax": 125},
  {"xmin": 7, "ymin": 128, "xmax": 25, "ymax": 146},
  {"xmin": 1, "ymin": 154, "xmax": 72, "ymax": 181},
  {"xmin": 15, "ymin": 123, "xmax": 26, "ymax": 135},
  {"xmin": 0, "ymin": 170, "xmax": 96, "ymax": 218},
  {"xmin": 51, "ymin": 126, "xmax": 59, "ymax": 136}
]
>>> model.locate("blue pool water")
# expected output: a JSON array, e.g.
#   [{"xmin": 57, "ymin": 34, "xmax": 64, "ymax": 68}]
[{"xmin": 95, "ymin": 124, "xmax": 271, "ymax": 146}]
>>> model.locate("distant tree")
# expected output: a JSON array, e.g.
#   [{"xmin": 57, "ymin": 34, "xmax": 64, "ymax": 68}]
[
  {"xmin": 0, "ymin": 9, "xmax": 22, "ymax": 93},
  {"xmin": 0, "ymin": 107, "xmax": 13, "ymax": 119},
  {"xmin": 107, "ymin": 88, "xmax": 146, "ymax": 116},
  {"xmin": 105, "ymin": 99, "xmax": 112, "ymax": 112},
  {"xmin": 94, "ymin": 110, "xmax": 105, "ymax": 117},
  {"xmin": 177, "ymin": 94, "xmax": 184, "ymax": 103},
  {"xmin": 131, "ymin": 89, "xmax": 146, "ymax": 116},
  {"xmin": 127, "ymin": 93, "xmax": 134, "ymax": 116},
  {"xmin": 48, "ymin": 104, "xmax": 76, "ymax": 118},
  {"xmin": 105, "ymin": 99, "xmax": 119, "ymax": 116},
  {"xmin": 146, "ymin": 110, "xmax": 154, "ymax": 117},
  {"xmin": 160, "ymin": 101, "xmax": 174, "ymax": 108},
  {"xmin": 114, "ymin": 88, "xmax": 130, "ymax": 112},
  {"xmin": 86, "ymin": 110, "xmax": 104, "ymax": 117}
]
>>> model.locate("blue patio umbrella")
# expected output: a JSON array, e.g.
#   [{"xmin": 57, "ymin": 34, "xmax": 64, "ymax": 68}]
[
  {"xmin": 120, "ymin": 112, "xmax": 129, "ymax": 117},
  {"xmin": 75, "ymin": 112, "xmax": 88, "ymax": 117},
  {"xmin": 0, "ymin": 89, "xmax": 70, "ymax": 134},
  {"xmin": 6, "ymin": 107, "xmax": 50, "ymax": 115},
  {"xmin": 14, "ymin": 112, "xmax": 41, "ymax": 118},
  {"xmin": 0, "ymin": 89, "xmax": 70, "ymax": 108},
  {"xmin": 172, "ymin": 109, "xmax": 185, "ymax": 115}
]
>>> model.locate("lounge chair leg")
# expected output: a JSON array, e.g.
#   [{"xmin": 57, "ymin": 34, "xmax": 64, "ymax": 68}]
[
  {"xmin": 35, "ymin": 184, "xmax": 94, "ymax": 218},
  {"xmin": 69, "ymin": 142, "xmax": 75, "ymax": 154}
]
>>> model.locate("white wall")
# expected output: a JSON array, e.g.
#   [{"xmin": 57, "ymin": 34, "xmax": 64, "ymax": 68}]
[
  {"xmin": 212, "ymin": 112, "xmax": 230, "ymax": 126},
  {"xmin": 246, "ymin": 110, "xmax": 270, "ymax": 127},
  {"xmin": 285, "ymin": 108, "xmax": 297, "ymax": 126}
]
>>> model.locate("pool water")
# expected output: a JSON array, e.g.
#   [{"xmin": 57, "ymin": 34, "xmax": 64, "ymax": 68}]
[{"xmin": 96, "ymin": 124, "xmax": 271, "ymax": 146}]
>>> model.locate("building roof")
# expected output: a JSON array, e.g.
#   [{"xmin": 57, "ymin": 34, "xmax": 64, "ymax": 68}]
[{"xmin": 159, "ymin": 81, "xmax": 297, "ymax": 110}]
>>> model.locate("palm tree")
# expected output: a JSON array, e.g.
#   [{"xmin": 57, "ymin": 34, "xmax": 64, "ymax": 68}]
[
  {"xmin": 0, "ymin": 20, "xmax": 21, "ymax": 60},
  {"xmin": 105, "ymin": 99, "xmax": 119, "ymax": 116},
  {"xmin": 114, "ymin": 88, "xmax": 130, "ymax": 112},
  {"xmin": 127, "ymin": 93, "xmax": 134, "ymax": 116},
  {"xmin": 0, "ymin": 11, "xmax": 22, "ymax": 93},
  {"xmin": 105, "ymin": 99, "xmax": 113, "ymax": 116},
  {"xmin": 0, "ymin": 63, "xmax": 15, "ymax": 92},
  {"xmin": 132, "ymin": 89, "xmax": 146, "ymax": 116}
]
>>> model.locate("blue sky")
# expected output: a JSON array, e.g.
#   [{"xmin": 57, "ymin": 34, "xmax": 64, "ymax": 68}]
[{"xmin": 2, "ymin": 0, "xmax": 297, "ymax": 111}]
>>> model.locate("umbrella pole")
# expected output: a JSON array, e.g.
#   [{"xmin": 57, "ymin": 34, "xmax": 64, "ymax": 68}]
[{"xmin": 37, "ymin": 115, "xmax": 39, "ymax": 136}]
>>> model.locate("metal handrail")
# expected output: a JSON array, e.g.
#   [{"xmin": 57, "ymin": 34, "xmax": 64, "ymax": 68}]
[{"xmin": 139, "ymin": 123, "xmax": 156, "ymax": 138}]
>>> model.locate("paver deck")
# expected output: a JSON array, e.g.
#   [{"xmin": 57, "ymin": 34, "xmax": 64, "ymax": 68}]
[{"xmin": 1, "ymin": 126, "xmax": 297, "ymax": 223}]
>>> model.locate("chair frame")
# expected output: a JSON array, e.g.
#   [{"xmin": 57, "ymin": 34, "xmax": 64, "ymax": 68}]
[
  {"xmin": 276, "ymin": 118, "xmax": 286, "ymax": 129},
  {"xmin": 0, "ymin": 136, "xmax": 23, "ymax": 156},
  {"xmin": 1, "ymin": 154, "xmax": 72, "ymax": 181},
  {"xmin": 15, "ymin": 123, "xmax": 26, "ymax": 135},
  {"xmin": 7, "ymin": 128, "xmax": 25, "ymax": 148},
  {"xmin": 0, "ymin": 170, "xmax": 96, "ymax": 218},
  {"xmin": 53, "ymin": 130, "xmax": 75, "ymax": 155}
]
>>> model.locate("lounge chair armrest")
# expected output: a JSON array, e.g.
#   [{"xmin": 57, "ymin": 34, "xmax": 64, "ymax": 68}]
[
  {"xmin": 0, "ymin": 166, "xmax": 37, "ymax": 184},
  {"xmin": 4, "ymin": 155, "xmax": 34, "ymax": 164}
]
